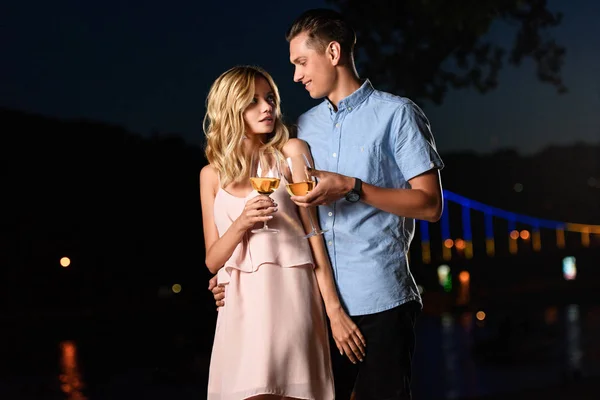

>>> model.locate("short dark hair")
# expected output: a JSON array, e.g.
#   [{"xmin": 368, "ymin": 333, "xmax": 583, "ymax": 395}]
[{"xmin": 286, "ymin": 8, "xmax": 356, "ymax": 60}]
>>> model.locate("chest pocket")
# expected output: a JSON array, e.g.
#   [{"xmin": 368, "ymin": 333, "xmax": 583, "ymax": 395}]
[{"xmin": 339, "ymin": 142, "xmax": 384, "ymax": 186}]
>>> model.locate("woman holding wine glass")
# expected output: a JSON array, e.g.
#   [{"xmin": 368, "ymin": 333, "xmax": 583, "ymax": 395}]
[
  {"xmin": 249, "ymin": 149, "xmax": 282, "ymax": 233},
  {"xmin": 200, "ymin": 65, "xmax": 364, "ymax": 400}
]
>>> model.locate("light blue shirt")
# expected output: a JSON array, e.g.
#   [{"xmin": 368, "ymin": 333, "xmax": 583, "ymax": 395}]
[{"xmin": 297, "ymin": 80, "xmax": 444, "ymax": 316}]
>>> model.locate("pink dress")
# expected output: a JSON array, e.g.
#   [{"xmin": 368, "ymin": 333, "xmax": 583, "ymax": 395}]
[{"xmin": 207, "ymin": 177, "xmax": 335, "ymax": 400}]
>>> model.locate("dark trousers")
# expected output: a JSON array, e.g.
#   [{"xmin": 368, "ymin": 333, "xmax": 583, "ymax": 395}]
[{"xmin": 331, "ymin": 301, "xmax": 420, "ymax": 400}]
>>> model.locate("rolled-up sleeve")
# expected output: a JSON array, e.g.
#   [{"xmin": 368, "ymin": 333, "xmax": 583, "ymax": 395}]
[{"xmin": 393, "ymin": 102, "xmax": 444, "ymax": 182}]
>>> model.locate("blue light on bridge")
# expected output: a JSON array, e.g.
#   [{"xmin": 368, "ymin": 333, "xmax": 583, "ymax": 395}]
[
  {"xmin": 416, "ymin": 191, "xmax": 598, "ymax": 263},
  {"xmin": 484, "ymin": 211, "xmax": 494, "ymax": 239},
  {"xmin": 443, "ymin": 190, "xmax": 566, "ymax": 230},
  {"xmin": 420, "ymin": 220, "xmax": 429, "ymax": 242},
  {"xmin": 462, "ymin": 203, "xmax": 472, "ymax": 241},
  {"xmin": 441, "ymin": 198, "xmax": 450, "ymax": 240}
]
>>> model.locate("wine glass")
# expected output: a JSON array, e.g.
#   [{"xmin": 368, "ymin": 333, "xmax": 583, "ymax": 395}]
[
  {"xmin": 285, "ymin": 153, "xmax": 327, "ymax": 238},
  {"xmin": 249, "ymin": 149, "xmax": 281, "ymax": 234}
]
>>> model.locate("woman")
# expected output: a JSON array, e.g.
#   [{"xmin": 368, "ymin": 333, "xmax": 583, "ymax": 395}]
[{"xmin": 200, "ymin": 65, "xmax": 365, "ymax": 399}]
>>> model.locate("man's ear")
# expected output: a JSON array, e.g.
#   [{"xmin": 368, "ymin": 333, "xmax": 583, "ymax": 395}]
[{"xmin": 327, "ymin": 41, "xmax": 341, "ymax": 66}]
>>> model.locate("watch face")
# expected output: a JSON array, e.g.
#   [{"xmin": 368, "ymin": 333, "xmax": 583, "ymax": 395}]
[{"xmin": 346, "ymin": 190, "xmax": 360, "ymax": 202}]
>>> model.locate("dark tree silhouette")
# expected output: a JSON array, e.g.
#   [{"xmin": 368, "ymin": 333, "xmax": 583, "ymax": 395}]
[{"xmin": 329, "ymin": 0, "xmax": 566, "ymax": 104}]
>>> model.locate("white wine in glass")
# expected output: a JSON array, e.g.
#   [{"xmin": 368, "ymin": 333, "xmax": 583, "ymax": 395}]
[
  {"xmin": 285, "ymin": 153, "xmax": 327, "ymax": 238},
  {"xmin": 249, "ymin": 149, "xmax": 281, "ymax": 234}
]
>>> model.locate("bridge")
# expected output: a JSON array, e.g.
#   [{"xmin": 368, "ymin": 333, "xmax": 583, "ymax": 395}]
[
  {"xmin": 416, "ymin": 190, "xmax": 600, "ymax": 264},
  {"xmin": 411, "ymin": 190, "xmax": 599, "ymax": 306}
]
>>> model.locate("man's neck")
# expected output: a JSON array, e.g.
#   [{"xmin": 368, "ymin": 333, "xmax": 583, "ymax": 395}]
[{"xmin": 327, "ymin": 70, "xmax": 362, "ymax": 111}]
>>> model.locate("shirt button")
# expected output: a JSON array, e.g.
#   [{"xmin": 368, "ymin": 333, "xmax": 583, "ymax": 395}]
[
  {"xmin": 328, "ymin": 212, "xmax": 333, "ymax": 216},
  {"xmin": 335, "ymin": 123, "xmax": 340, "ymax": 128},
  {"xmin": 332, "ymin": 153, "xmax": 337, "ymax": 158},
  {"xmin": 430, "ymin": 162, "xmax": 435, "ymax": 168},
  {"xmin": 348, "ymin": 107, "xmax": 352, "ymax": 111},
  {"xmin": 328, "ymin": 241, "xmax": 333, "ymax": 246}
]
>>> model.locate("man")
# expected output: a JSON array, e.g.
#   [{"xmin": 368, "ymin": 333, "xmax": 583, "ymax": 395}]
[{"xmin": 209, "ymin": 9, "xmax": 444, "ymax": 399}]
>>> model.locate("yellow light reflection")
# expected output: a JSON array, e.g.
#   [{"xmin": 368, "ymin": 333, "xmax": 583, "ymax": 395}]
[
  {"xmin": 422, "ymin": 241, "xmax": 431, "ymax": 264},
  {"xmin": 457, "ymin": 271, "xmax": 470, "ymax": 306},
  {"xmin": 172, "ymin": 284, "xmax": 182, "ymax": 294},
  {"xmin": 485, "ymin": 238, "xmax": 495, "ymax": 257},
  {"xmin": 465, "ymin": 240, "xmax": 473, "ymax": 259},
  {"xmin": 532, "ymin": 230, "xmax": 541, "ymax": 251},
  {"xmin": 442, "ymin": 245, "xmax": 452, "ymax": 261},
  {"xmin": 581, "ymin": 228, "xmax": 590, "ymax": 248},
  {"xmin": 60, "ymin": 257, "xmax": 71, "ymax": 268},
  {"xmin": 509, "ymin": 231, "xmax": 518, "ymax": 254},
  {"xmin": 59, "ymin": 341, "xmax": 87, "ymax": 399},
  {"xmin": 556, "ymin": 228, "xmax": 565, "ymax": 249},
  {"xmin": 476, "ymin": 311, "xmax": 486, "ymax": 321}
]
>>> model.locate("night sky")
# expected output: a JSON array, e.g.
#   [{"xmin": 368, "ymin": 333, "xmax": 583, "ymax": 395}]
[{"xmin": 2, "ymin": 0, "xmax": 599, "ymax": 154}]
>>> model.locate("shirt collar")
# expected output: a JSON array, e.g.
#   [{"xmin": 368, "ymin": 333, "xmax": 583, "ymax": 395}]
[{"xmin": 325, "ymin": 79, "xmax": 375, "ymax": 113}]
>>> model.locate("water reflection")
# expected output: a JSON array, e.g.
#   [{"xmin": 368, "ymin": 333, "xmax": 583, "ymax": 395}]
[
  {"xmin": 544, "ymin": 306, "xmax": 558, "ymax": 325},
  {"xmin": 565, "ymin": 304, "xmax": 582, "ymax": 378},
  {"xmin": 59, "ymin": 340, "xmax": 88, "ymax": 400},
  {"xmin": 441, "ymin": 312, "xmax": 459, "ymax": 399},
  {"xmin": 0, "ymin": 303, "xmax": 591, "ymax": 400}
]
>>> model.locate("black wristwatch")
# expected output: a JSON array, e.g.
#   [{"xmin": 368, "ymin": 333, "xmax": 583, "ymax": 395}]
[{"xmin": 345, "ymin": 178, "xmax": 362, "ymax": 203}]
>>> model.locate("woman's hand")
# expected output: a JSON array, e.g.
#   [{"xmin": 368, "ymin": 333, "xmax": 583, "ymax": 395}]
[
  {"xmin": 328, "ymin": 307, "xmax": 367, "ymax": 364},
  {"xmin": 235, "ymin": 195, "xmax": 278, "ymax": 231}
]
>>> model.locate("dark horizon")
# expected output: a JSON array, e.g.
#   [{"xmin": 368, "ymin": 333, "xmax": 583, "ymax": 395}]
[
  {"xmin": 2, "ymin": 0, "xmax": 600, "ymax": 155},
  {"xmin": 4, "ymin": 105, "xmax": 599, "ymax": 158}
]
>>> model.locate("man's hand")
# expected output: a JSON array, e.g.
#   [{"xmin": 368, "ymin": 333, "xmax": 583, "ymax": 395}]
[
  {"xmin": 290, "ymin": 168, "xmax": 354, "ymax": 207},
  {"xmin": 208, "ymin": 275, "xmax": 225, "ymax": 310},
  {"xmin": 328, "ymin": 307, "xmax": 366, "ymax": 364}
]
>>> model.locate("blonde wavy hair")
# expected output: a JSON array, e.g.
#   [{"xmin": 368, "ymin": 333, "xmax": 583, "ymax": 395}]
[{"xmin": 203, "ymin": 65, "xmax": 289, "ymax": 188}]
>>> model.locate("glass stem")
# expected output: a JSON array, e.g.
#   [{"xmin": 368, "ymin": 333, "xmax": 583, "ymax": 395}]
[{"xmin": 308, "ymin": 207, "xmax": 317, "ymax": 233}]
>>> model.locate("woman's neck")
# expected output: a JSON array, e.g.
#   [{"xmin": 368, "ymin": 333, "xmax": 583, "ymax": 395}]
[{"xmin": 243, "ymin": 134, "xmax": 266, "ymax": 155}]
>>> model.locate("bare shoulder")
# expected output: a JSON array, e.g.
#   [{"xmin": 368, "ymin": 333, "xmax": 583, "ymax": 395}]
[
  {"xmin": 200, "ymin": 164, "xmax": 219, "ymax": 194},
  {"xmin": 282, "ymin": 138, "xmax": 310, "ymax": 157}
]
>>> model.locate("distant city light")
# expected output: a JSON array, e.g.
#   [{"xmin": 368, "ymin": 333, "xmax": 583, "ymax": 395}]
[
  {"xmin": 513, "ymin": 183, "xmax": 523, "ymax": 192},
  {"xmin": 562, "ymin": 256, "xmax": 577, "ymax": 280},
  {"xmin": 476, "ymin": 311, "xmax": 486, "ymax": 321},
  {"xmin": 60, "ymin": 257, "xmax": 71, "ymax": 268},
  {"xmin": 455, "ymin": 238, "xmax": 466, "ymax": 250},
  {"xmin": 171, "ymin": 284, "xmax": 182, "ymax": 294},
  {"xmin": 437, "ymin": 265, "xmax": 452, "ymax": 292},
  {"xmin": 444, "ymin": 239, "xmax": 454, "ymax": 248},
  {"xmin": 509, "ymin": 230, "xmax": 520, "ymax": 240},
  {"xmin": 457, "ymin": 271, "xmax": 470, "ymax": 305},
  {"xmin": 520, "ymin": 230, "xmax": 530, "ymax": 240}
]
